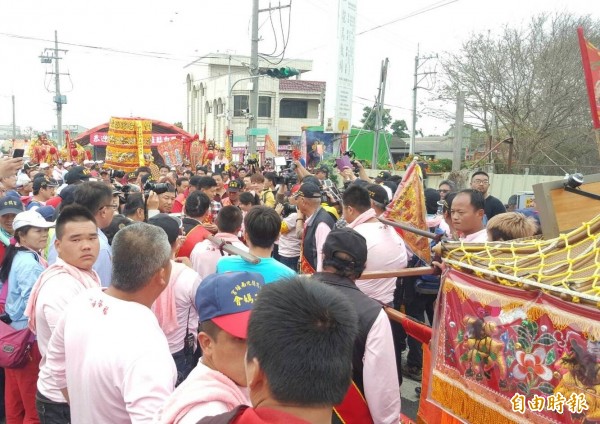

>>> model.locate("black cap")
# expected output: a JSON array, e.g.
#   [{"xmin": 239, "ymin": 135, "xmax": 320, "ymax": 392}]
[
  {"xmin": 0, "ymin": 196, "xmax": 24, "ymax": 216},
  {"xmin": 293, "ymin": 182, "xmax": 321, "ymax": 199},
  {"xmin": 64, "ymin": 166, "xmax": 91, "ymax": 185},
  {"xmin": 323, "ymin": 228, "xmax": 368, "ymax": 266},
  {"xmin": 148, "ymin": 213, "xmax": 181, "ymax": 245},
  {"xmin": 32, "ymin": 176, "xmax": 58, "ymax": 192},
  {"xmin": 366, "ymin": 184, "xmax": 389, "ymax": 206},
  {"xmin": 227, "ymin": 179, "xmax": 243, "ymax": 192},
  {"xmin": 376, "ymin": 171, "xmax": 391, "ymax": 182}
]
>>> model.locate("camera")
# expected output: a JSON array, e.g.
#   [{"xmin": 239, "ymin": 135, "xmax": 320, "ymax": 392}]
[
  {"xmin": 247, "ymin": 158, "xmax": 259, "ymax": 166},
  {"xmin": 144, "ymin": 181, "xmax": 170, "ymax": 195},
  {"xmin": 281, "ymin": 202, "xmax": 297, "ymax": 217}
]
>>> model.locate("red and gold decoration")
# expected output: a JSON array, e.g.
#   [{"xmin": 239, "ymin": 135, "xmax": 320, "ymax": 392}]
[
  {"xmin": 157, "ymin": 138, "xmax": 184, "ymax": 168},
  {"xmin": 104, "ymin": 117, "xmax": 153, "ymax": 172},
  {"xmin": 61, "ymin": 130, "xmax": 89, "ymax": 163},
  {"xmin": 383, "ymin": 158, "xmax": 430, "ymax": 262},
  {"xmin": 430, "ymin": 269, "xmax": 600, "ymax": 423},
  {"xmin": 28, "ymin": 133, "xmax": 60, "ymax": 164},
  {"xmin": 224, "ymin": 130, "xmax": 232, "ymax": 171},
  {"xmin": 265, "ymin": 134, "xmax": 277, "ymax": 158}
]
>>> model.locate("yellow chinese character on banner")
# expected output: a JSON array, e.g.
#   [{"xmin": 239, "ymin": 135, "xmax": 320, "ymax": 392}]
[
  {"xmin": 546, "ymin": 392, "xmax": 566, "ymax": 414},
  {"xmin": 510, "ymin": 393, "xmax": 526, "ymax": 414},
  {"xmin": 528, "ymin": 395, "xmax": 546, "ymax": 412},
  {"xmin": 566, "ymin": 393, "xmax": 589, "ymax": 414}
]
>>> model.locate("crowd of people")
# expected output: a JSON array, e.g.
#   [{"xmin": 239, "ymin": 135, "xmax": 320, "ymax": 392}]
[{"xmin": 0, "ymin": 153, "xmax": 541, "ymax": 424}]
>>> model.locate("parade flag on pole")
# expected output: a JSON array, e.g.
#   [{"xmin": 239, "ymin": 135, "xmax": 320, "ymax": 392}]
[
  {"xmin": 578, "ymin": 27, "xmax": 600, "ymax": 129},
  {"xmin": 265, "ymin": 134, "xmax": 277, "ymax": 158},
  {"xmin": 383, "ymin": 158, "xmax": 430, "ymax": 263}
]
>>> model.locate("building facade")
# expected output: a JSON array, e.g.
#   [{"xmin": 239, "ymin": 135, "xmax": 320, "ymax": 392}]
[
  {"xmin": 46, "ymin": 124, "xmax": 88, "ymax": 140},
  {"xmin": 185, "ymin": 53, "xmax": 325, "ymax": 160}
]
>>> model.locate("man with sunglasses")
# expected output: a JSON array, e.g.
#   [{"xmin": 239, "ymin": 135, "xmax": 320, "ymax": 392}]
[{"xmin": 469, "ymin": 171, "xmax": 506, "ymax": 221}]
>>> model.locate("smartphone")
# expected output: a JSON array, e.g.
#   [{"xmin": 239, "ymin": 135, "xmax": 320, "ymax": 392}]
[{"xmin": 12, "ymin": 149, "xmax": 24, "ymax": 158}]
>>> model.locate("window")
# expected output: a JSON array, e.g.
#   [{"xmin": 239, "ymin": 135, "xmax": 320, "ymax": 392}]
[
  {"xmin": 258, "ymin": 96, "xmax": 272, "ymax": 118},
  {"xmin": 234, "ymin": 95, "xmax": 249, "ymax": 117},
  {"xmin": 280, "ymin": 99, "xmax": 308, "ymax": 118}
]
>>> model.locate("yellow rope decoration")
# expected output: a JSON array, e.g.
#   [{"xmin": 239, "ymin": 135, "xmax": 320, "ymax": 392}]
[{"xmin": 440, "ymin": 212, "xmax": 600, "ymax": 308}]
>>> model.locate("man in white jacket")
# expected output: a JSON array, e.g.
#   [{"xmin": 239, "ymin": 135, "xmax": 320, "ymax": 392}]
[{"xmin": 156, "ymin": 271, "xmax": 264, "ymax": 424}]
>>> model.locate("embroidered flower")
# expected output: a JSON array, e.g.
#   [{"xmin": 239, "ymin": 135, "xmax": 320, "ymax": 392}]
[{"xmin": 513, "ymin": 347, "xmax": 552, "ymax": 381}]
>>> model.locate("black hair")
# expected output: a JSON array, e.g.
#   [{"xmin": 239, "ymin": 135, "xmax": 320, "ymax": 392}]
[
  {"xmin": 0, "ymin": 226, "xmax": 33, "ymax": 283},
  {"xmin": 55, "ymin": 205, "xmax": 97, "ymax": 240},
  {"xmin": 438, "ymin": 179, "xmax": 456, "ymax": 192},
  {"xmin": 239, "ymin": 192, "xmax": 258, "ymax": 205},
  {"xmin": 424, "ymin": 188, "xmax": 441, "ymax": 215},
  {"xmin": 246, "ymin": 276, "xmax": 358, "ymax": 405},
  {"xmin": 159, "ymin": 164, "xmax": 170, "ymax": 171},
  {"xmin": 73, "ymin": 181, "xmax": 113, "ymax": 214},
  {"xmin": 195, "ymin": 176, "xmax": 217, "ymax": 190},
  {"xmin": 456, "ymin": 189, "xmax": 485, "ymax": 211},
  {"xmin": 216, "ymin": 206, "xmax": 243, "ymax": 233},
  {"xmin": 264, "ymin": 172, "xmax": 277, "ymax": 183},
  {"xmin": 102, "ymin": 214, "xmax": 132, "ymax": 245},
  {"xmin": 136, "ymin": 166, "xmax": 152, "ymax": 176},
  {"xmin": 470, "ymin": 171, "xmax": 489, "ymax": 181},
  {"xmin": 123, "ymin": 193, "xmax": 144, "ymax": 217},
  {"xmin": 199, "ymin": 320, "xmax": 221, "ymax": 340},
  {"xmin": 341, "ymin": 185, "xmax": 371, "ymax": 213},
  {"xmin": 176, "ymin": 177, "xmax": 189, "ymax": 187},
  {"xmin": 184, "ymin": 191, "xmax": 211, "ymax": 218},
  {"xmin": 244, "ymin": 206, "xmax": 281, "ymax": 248},
  {"xmin": 183, "ymin": 170, "xmax": 193, "ymax": 178},
  {"xmin": 443, "ymin": 192, "xmax": 457, "ymax": 215},
  {"xmin": 322, "ymin": 254, "xmax": 366, "ymax": 280}
]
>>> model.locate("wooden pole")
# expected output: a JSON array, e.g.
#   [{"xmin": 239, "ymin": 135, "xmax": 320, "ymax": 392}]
[
  {"xmin": 206, "ymin": 235, "xmax": 260, "ymax": 264},
  {"xmin": 360, "ymin": 266, "xmax": 435, "ymax": 279},
  {"xmin": 377, "ymin": 217, "xmax": 439, "ymax": 240}
]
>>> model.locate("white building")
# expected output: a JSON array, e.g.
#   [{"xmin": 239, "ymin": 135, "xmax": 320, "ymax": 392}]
[{"xmin": 185, "ymin": 53, "xmax": 325, "ymax": 159}]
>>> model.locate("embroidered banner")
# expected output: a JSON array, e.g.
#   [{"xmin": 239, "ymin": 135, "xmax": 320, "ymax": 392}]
[{"xmin": 429, "ymin": 269, "xmax": 600, "ymax": 423}]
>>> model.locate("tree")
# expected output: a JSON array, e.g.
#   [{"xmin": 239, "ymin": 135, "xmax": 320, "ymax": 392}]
[
  {"xmin": 433, "ymin": 13, "xmax": 600, "ymax": 174},
  {"xmin": 173, "ymin": 121, "xmax": 183, "ymax": 129},
  {"xmin": 391, "ymin": 119, "xmax": 409, "ymax": 137},
  {"xmin": 360, "ymin": 106, "xmax": 392, "ymax": 131}
]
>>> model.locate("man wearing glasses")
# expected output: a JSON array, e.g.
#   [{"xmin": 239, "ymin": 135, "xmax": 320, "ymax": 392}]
[{"xmin": 470, "ymin": 171, "xmax": 506, "ymax": 221}]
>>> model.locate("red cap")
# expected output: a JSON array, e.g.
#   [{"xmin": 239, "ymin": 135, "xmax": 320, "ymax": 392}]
[{"xmin": 212, "ymin": 310, "xmax": 252, "ymax": 339}]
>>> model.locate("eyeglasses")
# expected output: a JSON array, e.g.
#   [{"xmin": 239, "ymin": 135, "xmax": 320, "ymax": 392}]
[{"xmin": 472, "ymin": 179, "xmax": 489, "ymax": 185}]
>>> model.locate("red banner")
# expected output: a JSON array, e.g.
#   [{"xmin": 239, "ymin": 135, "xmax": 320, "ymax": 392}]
[
  {"xmin": 578, "ymin": 27, "xmax": 600, "ymax": 129},
  {"xmin": 430, "ymin": 269, "xmax": 600, "ymax": 423},
  {"xmin": 89, "ymin": 132, "xmax": 183, "ymax": 147}
]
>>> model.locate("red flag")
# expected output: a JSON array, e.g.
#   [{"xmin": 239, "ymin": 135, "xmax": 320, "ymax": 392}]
[
  {"xmin": 264, "ymin": 134, "xmax": 277, "ymax": 157},
  {"xmin": 383, "ymin": 159, "xmax": 430, "ymax": 262},
  {"xmin": 578, "ymin": 27, "xmax": 600, "ymax": 129}
]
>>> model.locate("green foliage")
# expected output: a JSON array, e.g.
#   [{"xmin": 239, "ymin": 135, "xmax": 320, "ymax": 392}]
[
  {"xmin": 360, "ymin": 106, "xmax": 392, "ymax": 131},
  {"xmin": 391, "ymin": 119, "xmax": 409, "ymax": 137},
  {"xmin": 173, "ymin": 121, "xmax": 183, "ymax": 129}
]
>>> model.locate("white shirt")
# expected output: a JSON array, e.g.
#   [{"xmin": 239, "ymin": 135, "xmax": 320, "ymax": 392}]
[
  {"xmin": 461, "ymin": 228, "xmax": 488, "ymax": 242},
  {"xmin": 364, "ymin": 310, "xmax": 402, "ymax": 424},
  {"xmin": 36, "ymin": 267, "xmax": 101, "ymax": 403},
  {"xmin": 46, "ymin": 288, "xmax": 177, "ymax": 424},
  {"xmin": 278, "ymin": 212, "xmax": 301, "ymax": 258},
  {"xmin": 354, "ymin": 221, "xmax": 408, "ymax": 304},
  {"xmin": 190, "ymin": 233, "xmax": 248, "ymax": 279},
  {"xmin": 154, "ymin": 261, "xmax": 201, "ymax": 354}
]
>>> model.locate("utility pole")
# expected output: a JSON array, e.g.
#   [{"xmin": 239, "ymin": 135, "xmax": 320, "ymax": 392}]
[
  {"xmin": 410, "ymin": 47, "xmax": 437, "ymax": 156},
  {"xmin": 373, "ymin": 58, "xmax": 389, "ymax": 170},
  {"xmin": 40, "ymin": 31, "xmax": 68, "ymax": 147},
  {"xmin": 11, "ymin": 95, "xmax": 16, "ymax": 139},
  {"xmin": 452, "ymin": 91, "xmax": 464, "ymax": 171},
  {"xmin": 249, "ymin": 0, "xmax": 291, "ymax": 156}
]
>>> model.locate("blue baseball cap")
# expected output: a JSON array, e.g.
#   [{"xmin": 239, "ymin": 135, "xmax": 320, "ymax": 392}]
[{"xmin": 196, "ymin": 272, "xmax": 264, "ymax": 339}]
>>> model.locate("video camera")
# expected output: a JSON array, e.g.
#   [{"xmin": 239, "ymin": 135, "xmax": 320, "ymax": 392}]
[{"xmin": 144, "ymin": 180, "xmax": 170, "ymax": 196}]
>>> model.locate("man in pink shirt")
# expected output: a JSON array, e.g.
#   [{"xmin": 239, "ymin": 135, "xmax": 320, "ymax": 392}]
[
  {"xmin": 45, "ymin": 223, "xmax": 177, "ymax": 423},
  {"xmin": 156, "ymin": 271, "xmax": 264, "ymax": 424},
  {"xmin": 313, "ymin": 228, "xmax": 401, "ymax": 423},
  {"xmin": 342, "ymin": 185, "xmax": 408, "ymax": 305},
  {"xmin": 451, "ymin": 189, "xmax": 488, "ymax": 243},
  {"xmin": 29, "ymin": 205, "xmax": 102, "ymax": 423},
  {"xmin": 148, "ymin": 214, "xmax": 202, "ymax": 385},
  {"xmin": 191, "ymin": 206, "xmax": 247, "ymax": 279}
]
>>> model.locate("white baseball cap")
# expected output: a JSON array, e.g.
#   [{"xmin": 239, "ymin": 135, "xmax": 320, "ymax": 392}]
[
  {"xmin": 16, "ymin": 174, "xmax": 32, "ymax": 188},
  {"xmin": 83, "ymin": 160, "xmax": 94, "ymax": 165},
  {"xmin": 39, "ymin": 163, "xmax": 50, "ymax": 169},
  {"xmin": 64, "ymin": 161, "xmax": 73, "ymax": 167},
  {"xmin": 12, "ymin": 210, "xmax": 55, "ymax": 231}
]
